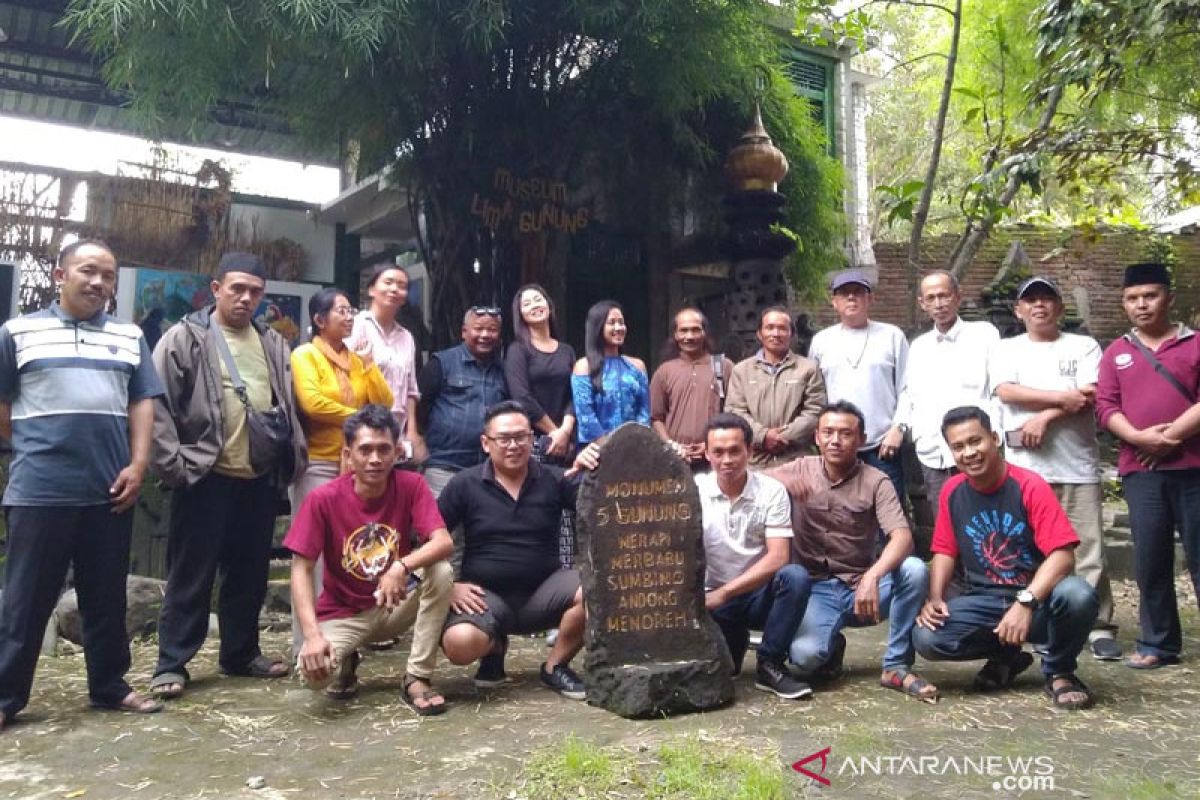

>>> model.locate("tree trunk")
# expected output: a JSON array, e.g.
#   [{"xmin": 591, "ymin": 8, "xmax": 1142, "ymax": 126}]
[
  {"xmin": 947, "ymin": 85, "xmax": 1064, "ymax": 277},
  {"xmin": 905, "ymin": 0, "xmax": 962, "ymax": 329}
]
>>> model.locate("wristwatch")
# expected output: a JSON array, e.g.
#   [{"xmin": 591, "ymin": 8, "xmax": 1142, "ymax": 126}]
[
  {"xmin": 1015, "ymin": 589, "xmax": 1040, "ymax": 610},
  {"xmin": 895, "ymin": 423, "xmax": 910, "ymax": 436}
]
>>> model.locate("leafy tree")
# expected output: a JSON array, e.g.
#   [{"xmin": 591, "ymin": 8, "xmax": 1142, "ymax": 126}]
[{"xmin": 66, "ymin": 0, "xmax": 844, "ymax": 345}]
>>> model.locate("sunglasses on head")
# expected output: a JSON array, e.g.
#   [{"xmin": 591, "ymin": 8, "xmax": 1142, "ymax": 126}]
[{"xmin": 470, "ymin": 305, "xmax": 503, "ymax": 319}]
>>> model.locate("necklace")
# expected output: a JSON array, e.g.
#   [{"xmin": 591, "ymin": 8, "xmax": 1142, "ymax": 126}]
[{"xmin": 844, "ymin": 324, "xmax": 871, "ymax": 369}]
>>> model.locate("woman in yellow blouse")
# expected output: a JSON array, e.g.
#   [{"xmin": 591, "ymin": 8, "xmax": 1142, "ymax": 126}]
[{"xmin": 289, "ymin": 288, "xmax": 392, "ymax": 658}]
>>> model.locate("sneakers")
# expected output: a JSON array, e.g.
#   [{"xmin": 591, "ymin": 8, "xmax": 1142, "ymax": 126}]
[
  {"xmin": 473, "ymin": 637, "xmax": 508, "ymax": 688},
  {"xmin": 540, "ymin": 661, "xmax": 587, "ymax": 700},
  {"xmin": 755, "ymin": 659, "xmax": 813, "ymax": 700},
  {"xmin": 1090, "ymin": 637, "xmax": 1123, "ymax": 661}
]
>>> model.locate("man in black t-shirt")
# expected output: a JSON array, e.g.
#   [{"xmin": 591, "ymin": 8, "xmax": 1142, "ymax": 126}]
[{"xmin": 438, "ymin": 401, "xmax": 595, "ymax": 700}]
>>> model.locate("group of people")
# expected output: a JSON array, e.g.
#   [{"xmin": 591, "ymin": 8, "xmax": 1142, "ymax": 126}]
[{"xmin": 0, "ymin": 241, "xmax": 1195, "ymax": 728}]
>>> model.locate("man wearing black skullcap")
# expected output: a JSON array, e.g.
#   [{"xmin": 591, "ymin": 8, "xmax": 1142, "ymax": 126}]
[
  {"xmin": 1096, "ymin": 262, "xmax": 1200, "ymax": 670},
  {"xmin": 148, "ymin": 253, "xmax": 308, "ymax": 699}
]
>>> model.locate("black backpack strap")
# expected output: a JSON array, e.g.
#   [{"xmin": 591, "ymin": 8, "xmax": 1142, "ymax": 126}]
[{"xmin": 1127, "ymin": 334, "xmax": 1196, "ymax": 403}]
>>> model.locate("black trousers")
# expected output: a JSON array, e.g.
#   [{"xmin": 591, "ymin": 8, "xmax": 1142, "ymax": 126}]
[
  {"xmin": 0, "ymin": 505, "xmax": 134, "ymax": 718},
  {"xmin": 154, "ymin": 473, "xmax": 278, "ymax": 678}
]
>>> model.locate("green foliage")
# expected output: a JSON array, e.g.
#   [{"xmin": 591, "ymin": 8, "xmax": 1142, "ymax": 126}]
[{"xmin": 65, "ymin": 0, "xmax": 844, "ymax": 341}]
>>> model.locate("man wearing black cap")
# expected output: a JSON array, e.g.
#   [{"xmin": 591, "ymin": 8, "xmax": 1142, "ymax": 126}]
[
  {"xmin": 1097, "ymin": 262, "xmax": 1200, "ymax": 670},
  {"xmin": 809, "ymin": 268, "xmax": 910, "ymax": 503},
  {"xmin": 148, "ymin": 253, "xmax": 307, "ymax": 699},
  {"xmin": 989, "ymin": 276, "xmax": 1120, "ymax": 661}
]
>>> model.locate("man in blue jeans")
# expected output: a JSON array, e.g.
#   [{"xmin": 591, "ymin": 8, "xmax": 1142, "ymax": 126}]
[
  {"xmin": 914, "ymin": 406, "xmax": 1098, "ymax": 710},
  {"xmin": 768, "ymin": 401, "xmax": 936, "ymax": 701},
  {"xmin": 700, "ymin": 414, "xmax": 812, "ymax": 700}
]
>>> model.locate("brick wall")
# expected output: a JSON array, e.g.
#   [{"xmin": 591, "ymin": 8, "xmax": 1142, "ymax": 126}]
[{"xmin": 804, "ymin": 227, "xmax": 1200, "ymax": 343}]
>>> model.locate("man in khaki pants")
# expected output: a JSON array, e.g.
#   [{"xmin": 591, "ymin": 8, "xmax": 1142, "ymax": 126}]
[{"xmin": 286, "ymin": 404, "xmax": 454, "ymax": 714}]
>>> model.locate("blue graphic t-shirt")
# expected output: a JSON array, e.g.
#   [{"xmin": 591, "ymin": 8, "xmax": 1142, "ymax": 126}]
[
  {"xmin": 571, "ymin": 356, "xmax": 650, "ymax": 443},
  {"xmin": 932, "ymin": 464, "xmax": 1079, "ymax": 596}
]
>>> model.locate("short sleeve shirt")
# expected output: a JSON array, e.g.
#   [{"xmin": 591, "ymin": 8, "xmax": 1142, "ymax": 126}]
[
  {"xmin": 283, "ymin": 471, "xmax": 445, "ymax": 620},
  {"xmin": 696, "ymin": 471, "xmax": 792, "ymax": 589},
  {"xmin": 766, "ymin": 456, "xmax": 908, "ymax": 587},
  {"xmin": 989, "ymin": 332, "xmax": 1101, "ymax": 484},
  {"xmin": 0, "ymin": 303, "xmax": 164, "ymax": 506},
  {"xmin": 932, "ymin": 463, "xmax": 1079, "ymax": 597}
]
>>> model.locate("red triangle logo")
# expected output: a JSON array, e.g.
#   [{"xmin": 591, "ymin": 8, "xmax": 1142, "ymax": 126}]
[{"xmin": 792, "ymin": 746, "xmax": 832, "ymax": 786}]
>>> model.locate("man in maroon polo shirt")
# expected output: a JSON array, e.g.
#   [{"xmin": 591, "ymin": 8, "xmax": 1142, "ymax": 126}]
[{"xmin": 1096, "ymin": 261, "xmax": 1200, "ymax": 670}]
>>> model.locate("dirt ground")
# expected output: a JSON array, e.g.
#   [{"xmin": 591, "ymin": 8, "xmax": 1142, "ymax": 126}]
[{"xmin": 2, "ymin": 578, "xmax": 1198, "ymax": 800}]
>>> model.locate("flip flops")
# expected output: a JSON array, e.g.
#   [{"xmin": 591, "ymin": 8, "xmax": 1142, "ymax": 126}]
[
  {"xmin": 92, "ymin": 691, "xmax": 163, "ymax": 715},
  {"xmin": 220, "ymin": 655, "xmax": 289, "ymax": 679},
  {"xmin": 150, "ymin": 671, "xmax": 188, "ymax": 700},
  {"xmin": 880, "ymin": 668, "xmax": 939, "ymax": 703},
  {"xmin": 1125, "ymin": 652, "xmax": 1180, "ymax": 670}
]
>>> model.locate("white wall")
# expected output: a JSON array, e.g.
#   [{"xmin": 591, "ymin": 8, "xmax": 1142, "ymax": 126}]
[{"xmin": 229, "ymin": 201, "xmax": 337, "ymax": 283}]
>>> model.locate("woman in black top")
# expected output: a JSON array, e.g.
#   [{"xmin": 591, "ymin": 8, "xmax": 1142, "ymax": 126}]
[{"xmin": 504, "ymin": 284, "xmax": 577, "ymax": 462}]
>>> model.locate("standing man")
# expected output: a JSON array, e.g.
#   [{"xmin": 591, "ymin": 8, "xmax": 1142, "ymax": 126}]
[
  {"xmin": 0, "ymin": 239, "xmax": 164, "ymax": 726},
  {"xmin": 1097, "ymin": 262, "xmax": 1200, "ymax": 670},
  {"xmin": 896, "ymin": 271, "xmax": 999, "ymax": 525},
  {"xmin": 768, "ymin": 402, "xmax": 936, "ymax": 701},
  {"xmin": 287, "ymin": 405, "xmax": 454, "ymax": 713},
  {"xmin": 725, "ymin": 306, "xmax": 826, "ymax": 468},
  {"xmin": 809, "ymin": 269, "xmax": 909, "ymax": 503},
  {"xmin": 914, "ymin": 406, "xmax": 1098, "ymax": 710},
  {"xmin": 699, "ymin": 414, "xmax": 812, "ymax": 699},
  {"xmin": 438, "ymin": 402, "xmax": 590, "ymax": 699},
  {"xmin": 416, "ymin": 307, "xmax": 507, "ymax": 497},
  {"xmin": 650, "ymin": 308, "xmax": 734, "ymax": 468},
  {"xmin": 150, "ymin": 252, "xmax": 307, "ymax": 700},
  {"xmin": 991, "ymin": 276, "xmax": 1120, "ymax": 661}
]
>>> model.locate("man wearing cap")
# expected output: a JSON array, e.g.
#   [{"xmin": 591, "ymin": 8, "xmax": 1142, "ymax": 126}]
[
  {"xmin": 896, "ymin": 271, "xmax": 999, "ymax": 539},
  {"xmin": 149, "ymin": 252, "xmax": 307, "ymax": 699},
  {"xmin": 1097, "ymin": 262, "xmax": 1200, "ymax": 669},
  {"xmin": 416, "ymin": 307, "xmax": 508, "ymax": 498},
  {"xmin": 809, "ymin": 269, "xmax": 910, "ymax": 503},
  {"xmin": 725, "ymin": 306, "xmax": 826, "ymax": 468},
  {"xmin": 989, "ymin": 275, "xmax": 1120, "ymax": 661}
]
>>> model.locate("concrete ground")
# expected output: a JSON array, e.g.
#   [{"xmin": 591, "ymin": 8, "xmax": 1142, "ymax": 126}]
[{"xmin": 2, "ymin": 576, "xmax": 1198, "ymax": 800}]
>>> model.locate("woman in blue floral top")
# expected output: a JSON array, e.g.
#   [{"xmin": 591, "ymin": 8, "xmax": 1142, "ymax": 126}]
[{"xmin": 571, "ymin": 300, "xmax": 650, "ymax": 444}]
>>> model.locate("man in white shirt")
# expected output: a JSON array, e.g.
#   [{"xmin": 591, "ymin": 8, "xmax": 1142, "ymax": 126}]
[
  {"xmin": 990, "ymin": 276, "xmax": 1121, "ymax": 661},
  {"xmin": 699, "ymin": 414, "xmax": 811, "ymax": 699},
  {"xmin": 896, "ymin": 271, "xmax": 999, "ymax": 531},
  {"xmin": 809, "ymin": 269, "xmax": 909, "ymax": 503}
]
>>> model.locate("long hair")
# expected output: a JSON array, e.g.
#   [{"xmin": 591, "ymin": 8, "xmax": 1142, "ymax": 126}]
[
  {"xmin": 585, "ymin": 300, "xmax": 623, "ymax": 393},
  {"xmin": 511, "ymin": 283, "xmax": 559, "ymax": 347}
]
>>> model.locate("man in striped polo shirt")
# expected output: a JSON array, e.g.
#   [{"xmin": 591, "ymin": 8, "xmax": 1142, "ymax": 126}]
[{"xmin": 0, "ymin": 239, "xmax": 165, "ymax": 728}]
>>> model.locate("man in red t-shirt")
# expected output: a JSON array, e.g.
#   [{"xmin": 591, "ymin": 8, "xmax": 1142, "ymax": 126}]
[
  {"xmin": 914, "ymin": 406, "xmax": 1099, "ymax": 710},
  {"xmin": 284, "ymin": 405, "xmax": 454, "ymax": 714}
]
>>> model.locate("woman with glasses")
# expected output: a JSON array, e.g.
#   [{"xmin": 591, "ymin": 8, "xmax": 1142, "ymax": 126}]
[
  {"xmin": 571, "ymin": 300, "xmax": 649, "ymax": 445},
  {"xmin": 348, "ymin": 262, "xmax": 424, "ymax": 462},
  {"xmin": 289, "ymin": 288, "xmax": 393, "ymax": 656},
  {"xmin": 504, "ymin": 284, "xmax": 576, "ymax": 465}
]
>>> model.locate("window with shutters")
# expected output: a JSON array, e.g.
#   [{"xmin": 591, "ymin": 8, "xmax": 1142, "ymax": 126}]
[{"xmin": 781, "ymin": 47, "xmax": 836, "ymax": 157}]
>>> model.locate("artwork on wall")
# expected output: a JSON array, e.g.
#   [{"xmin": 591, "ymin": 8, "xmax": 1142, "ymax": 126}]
[{"xmin": 116, "ymin": 266, "xmax": 321, "ymax": 350}]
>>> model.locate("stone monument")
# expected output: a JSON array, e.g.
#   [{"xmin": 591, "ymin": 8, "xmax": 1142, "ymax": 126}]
[{"xmin": 576, "ymin": 423, "xmax": 734, "ymax": 718}]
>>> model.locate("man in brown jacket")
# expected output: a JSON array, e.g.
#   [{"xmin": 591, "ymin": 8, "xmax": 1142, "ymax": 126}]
[{"xmin": 726, "ymin": 306, "xmax": 827, "ymax": 468}]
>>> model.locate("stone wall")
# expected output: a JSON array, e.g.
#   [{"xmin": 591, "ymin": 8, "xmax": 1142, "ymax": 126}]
[{"xmin": 804, "ymin": 227, "xmax": 1200, "ymax": 343}]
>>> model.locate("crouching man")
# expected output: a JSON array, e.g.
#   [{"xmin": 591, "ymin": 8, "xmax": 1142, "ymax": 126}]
[
  {"xmin": 914, "ymin": 406, "xmax": 1099, "ymax": 710},
  {"xmin": 699, "ymin": 414, "xmax": 812, "ymax": 700},
  {"xmin": 285, "ymin": 404, "xmax": 454, "ymax": 714}
]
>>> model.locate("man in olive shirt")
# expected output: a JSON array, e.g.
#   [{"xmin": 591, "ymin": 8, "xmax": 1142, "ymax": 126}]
[
  {"xmin": 650, "ymin": 307, "xmax": 733, "ymax": 468},
  {"xmin": 726, "ymin": 306, "xmax": 827, "ymax": 468},
  {"xmin": 150, "ymin": 253, "xmax": 307, "ymax": 699},
  {"xmin": 768, "ymin": 401, "xmax": 936, "ymax": 701}
]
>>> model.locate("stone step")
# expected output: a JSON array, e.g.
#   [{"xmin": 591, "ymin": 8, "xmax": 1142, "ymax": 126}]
[{"xmin": 1104, "ymin": 539, "xmax": 1186, "ymax": 583}]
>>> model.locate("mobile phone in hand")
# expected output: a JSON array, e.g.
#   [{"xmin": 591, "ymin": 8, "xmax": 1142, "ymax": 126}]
[{"xmin": 1004, "ymin": 429, "xmax": 1024, "ymax": 449}]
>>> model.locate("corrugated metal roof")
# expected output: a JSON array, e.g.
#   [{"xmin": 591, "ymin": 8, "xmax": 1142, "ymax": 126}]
[{"xmin": 0, "ymin": 1, "xmax": 337, "ymax": 165}]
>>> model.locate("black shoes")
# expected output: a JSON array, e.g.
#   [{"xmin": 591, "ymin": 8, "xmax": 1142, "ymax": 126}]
[
  {"xmin": 540, "ymin": 661, "xmax": 587, "ymax": 700},
  {"xmin": 474, "ymin": 636, "xmax": 509, "ymax": 688},
  {"xmin": 755, "ymin": 659, "xmax": 813, "ymax": 699}
]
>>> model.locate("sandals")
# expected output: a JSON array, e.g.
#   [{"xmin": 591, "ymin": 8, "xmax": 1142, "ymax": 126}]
[
  {"xmin": 1044, "ymin": 673, "xmax": 1095, "ymax": 710},
  {"xmin": 973, "ymin": 651, "xmax": 1033, "ymax": 692},
  {"xmin": 1126, "ymin": 652, "xmax": 1180, "ymax": 670},
  {"xmin": 220, "ymin": 655, "xmax": 289, "ymax": 679},
  {"xmin": 92, "ymin": 690, "xmax": 163, "ymax": 715},
  {"xmin": 150, "ymin": 671, "xmax": 188, "ymax": 700},
  {"xmin": 880, "ymin": 668, "xmax": 939, "ymax": 703},
  {"xmin": 402, "ymin": 673, "xmax": 447, "ymax": 716},
  {"xmin": 325, "ymin": 651, "xmax": 361, "ymax": 700}
]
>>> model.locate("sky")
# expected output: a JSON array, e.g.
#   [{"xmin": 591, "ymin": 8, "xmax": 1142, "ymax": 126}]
[{"xmin": 0, "ymin": 115, "xmax": 342, "ymax": 205}]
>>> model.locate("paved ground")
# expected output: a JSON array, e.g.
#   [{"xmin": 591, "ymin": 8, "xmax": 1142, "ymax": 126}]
[{"xmin": 1, "ymin": 577, "xmax": 1198, "ymax": 800}]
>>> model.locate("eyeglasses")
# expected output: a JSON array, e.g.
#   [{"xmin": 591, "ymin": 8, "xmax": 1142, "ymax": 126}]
[
  {"xmin": 330, "ymin": 306, "xmax": 358, "ymax": 317},
  {"xmin": 470, "ymin": 305, "xmax": 503, "ymax": 319},
  {"xmin": 484, "ymin": 432, "xmax": 534, "ymax": 447}
]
